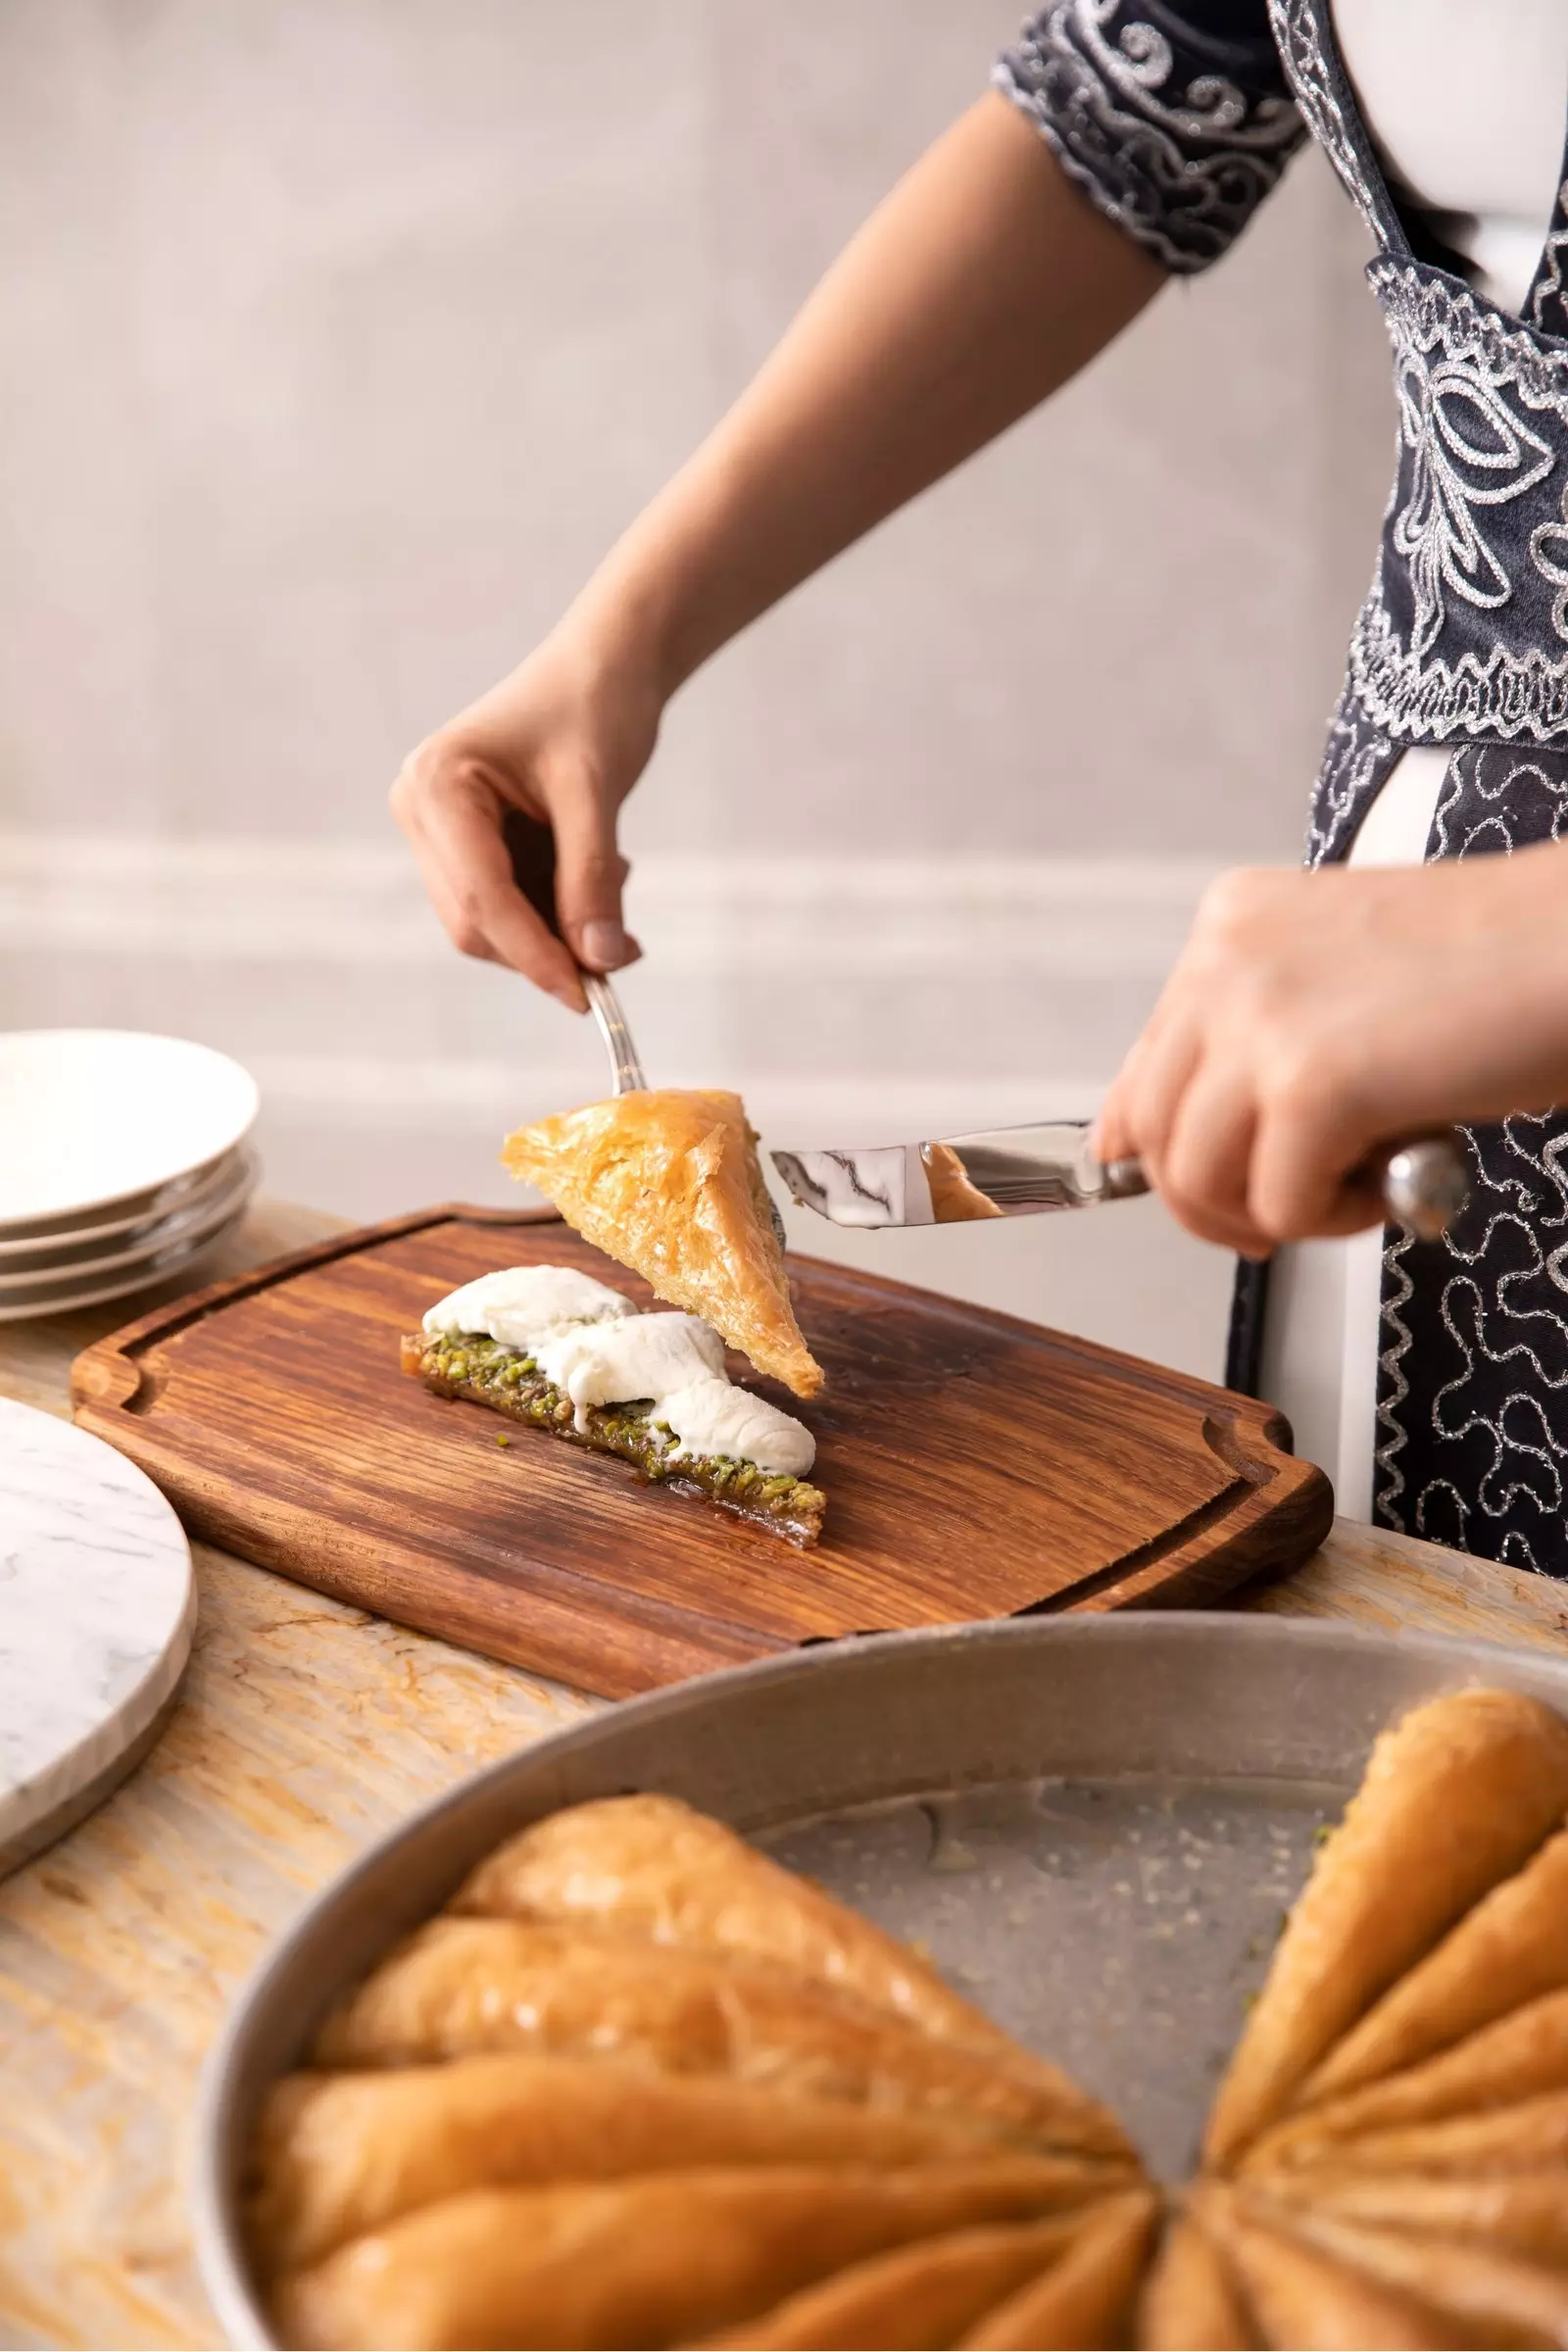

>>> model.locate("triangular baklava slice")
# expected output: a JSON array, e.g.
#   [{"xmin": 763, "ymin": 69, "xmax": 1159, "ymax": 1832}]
[{"xmin": 502, "ymin": 1090, "xmax": 822, "ymax": 1398}]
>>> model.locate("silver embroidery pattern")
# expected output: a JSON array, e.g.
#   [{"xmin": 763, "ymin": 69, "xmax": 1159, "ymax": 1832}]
[
  {"xmin": 1302, "ymin": 688, "xmax": 1396, "ymax": 867},
  {"xmin": 1387, "ymin": 1114, "xmax": 1568, "ymax": 1573},
  {"xmin": 1530, "ymin": 478, "xmax": 1568, "ymax": 645},
  {"xmin": 1264, "ymin": 0, "xmax": 1394, "ymax": 247},
  {"xmin": 1347, "ymin": 269, "xmax": 1568, "ymax": 745},
  {"xmin": 1350, "ymin": 578, "xmax": 1568, "ymax": 740},
  {"xmin": 1530, "ymin": 180, "xmax": 1568, "ymax": 335},
  {"xmin": 1367, "ymin": 749, "xmax": 1568, "ymax": 1570},
  {"xmin": 1374, "ymin": 1223, "xmax": 1416, "ymax": 1527},
  {"xmin": 1393, "ymin": 353, "xmax": 1552, "ymax": 658},
  {"xmin": 995, "ymin": 1, "xmax": 1302, "ymax": 274}
]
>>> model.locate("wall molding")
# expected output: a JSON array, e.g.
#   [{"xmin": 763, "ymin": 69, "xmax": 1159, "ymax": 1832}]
[
  {"xmin": 250, "ymin": 1054, "xmax": 1099, "ymax": 1142},
  {"xmin": 2, "ymin": 833, "xmax": 1239, "ymax": 1145},
  {"xmin": 0, "ymin": 833, "xmax": 1228, "ymax": 977}
]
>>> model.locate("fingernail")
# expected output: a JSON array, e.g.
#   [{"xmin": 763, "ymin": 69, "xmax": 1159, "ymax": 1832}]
[{"xmin": 580, "ymin": 918, "xmax": 631, "ymax": 971}]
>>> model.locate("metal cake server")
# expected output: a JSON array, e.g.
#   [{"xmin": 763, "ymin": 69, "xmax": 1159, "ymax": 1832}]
[
  {"xmin": 771, "ymin": 1122, "xmax": 1469, "ymax": 1244},
  {"xmin": 579, "ymin": 970, "xmax": 647, "ymax": 1094},
  {"xmin": 504, "ymin": 811, "xmax": 647, "ymax": 1093}
]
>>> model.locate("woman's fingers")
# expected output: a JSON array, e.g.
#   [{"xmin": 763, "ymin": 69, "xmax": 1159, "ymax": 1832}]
[
  {"xmin": 1248, "ymin": 1058, "xmax": 1383, "ymax": 1242},
  {"xmin": 1092, "ymin": 994, "xmax": 1174, "ymax": 1165},
  {"xmin": 1106, "ymin": 998, "xmax": 1203, "ymax": 1193},
  {"xmin": 1100, "ymin": 1008, "xmax": 1275, "ymax": 1252},
  {"xmin": 1097, "ymin": 880, "xmax": 1371, "ymax": 1250},
  {"xmin": 1159, "ymin": 1060, "xmax": 1272, "ymax": 1257},
  {"xmin": 390, "ymin": 621, "xmax": 664, "ymax": 1005},
  {"xmin": 394, "ymin": 747, "xmax": 586, "ymax": 1006}
]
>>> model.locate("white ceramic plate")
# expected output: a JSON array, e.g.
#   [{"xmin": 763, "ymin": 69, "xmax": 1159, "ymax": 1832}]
[
  {"xmin": 0, "ymin": 1150, "xmax": 259, "ymax": 1284},
  {"xmin": 0, "ymin": 1151, "xmax": 234, "ymax": 1244},
  {"xmin": 0, "ymin": 1396, "xmax": 194, "ymax": 1876},
  {"xmin": 0, "ymin": 1202, "xmax": 250, "ymax": 1323},
  {"xmin": 0, "ymin": 1142, "xmax": 248, "ymax": 1260},
  {"xmin": 0, "ymin": 1031, "xmax": 259, "ymax": 1230}
]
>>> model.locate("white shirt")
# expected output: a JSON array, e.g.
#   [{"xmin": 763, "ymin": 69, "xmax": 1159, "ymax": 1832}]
[{"xmin": 1333, "ymin": 0, "xmax": 1568, "ymax": 315}]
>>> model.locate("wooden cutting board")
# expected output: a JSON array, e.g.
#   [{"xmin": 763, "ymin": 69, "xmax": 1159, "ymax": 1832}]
[{"xmin": 71, "ymin": 1205, "xmax": 1331, "ymax": 1698}]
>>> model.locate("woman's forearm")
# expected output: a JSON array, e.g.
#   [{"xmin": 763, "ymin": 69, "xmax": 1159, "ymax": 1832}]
[
  {"xmin": 393, "ymin": 91, "xmax": 1163, "ymax": 993},
  {"xmin": 573, "ymin": 93, "xmax": 1164, "ymax": 690}
]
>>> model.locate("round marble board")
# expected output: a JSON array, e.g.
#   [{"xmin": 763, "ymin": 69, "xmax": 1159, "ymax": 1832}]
[{"xmin": 0, "ymin": 1396, "xmax": 194, "ymax": 1877}]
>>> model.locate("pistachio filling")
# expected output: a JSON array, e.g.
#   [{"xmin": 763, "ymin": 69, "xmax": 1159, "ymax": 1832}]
[{"xmin": 408, "ymin": 1329, "xmax": 825, "ymax": 1544}]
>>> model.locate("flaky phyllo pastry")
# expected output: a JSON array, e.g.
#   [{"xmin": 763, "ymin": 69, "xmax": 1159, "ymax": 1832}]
[
  {"xmin": 251, "ymin": 1696, "xmax": 1568, "ymax": 2351},
  {"xmin": 252, "ymin": 1793, "xmax": 1141, "ymax": 2351},
  {"xmin": 502, "ymin": 1089, "xmax": 822, "ymax": 1398}
]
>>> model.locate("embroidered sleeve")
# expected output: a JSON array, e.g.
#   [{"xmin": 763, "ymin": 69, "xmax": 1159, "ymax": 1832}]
[{"xmin": 995, "ymin": 0, "xmax": 1305, "ymax": 273}]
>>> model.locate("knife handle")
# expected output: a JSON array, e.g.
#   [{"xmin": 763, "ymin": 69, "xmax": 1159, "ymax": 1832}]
[{"xmin": 1102, "ymin": 1132, "xmax": 1469, "ymax": 1243}]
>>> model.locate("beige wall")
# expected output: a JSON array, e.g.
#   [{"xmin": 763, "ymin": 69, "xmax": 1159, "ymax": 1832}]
[{"xmin": 0, "ymin": 0, "xmax": 1395, "ymax": 1376}]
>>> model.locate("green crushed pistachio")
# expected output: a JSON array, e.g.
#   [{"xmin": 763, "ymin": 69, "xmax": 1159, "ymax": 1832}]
[{"xmin": 411, "ymin": 1327, "xmax": 822, "ymax": 1544}]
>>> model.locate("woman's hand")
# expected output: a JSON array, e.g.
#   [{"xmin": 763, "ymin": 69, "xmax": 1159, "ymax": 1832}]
[
  {"xmin": 1093, "ymin": 846, "xmax": 1568, "ymax": 1254},
  {"xmin": 391, "ymin": 622, "xmax": 660, "ymax": 1009}
]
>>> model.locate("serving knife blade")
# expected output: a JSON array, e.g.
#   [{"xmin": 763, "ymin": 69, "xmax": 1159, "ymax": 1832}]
[{"xmin": 770, "ymin": 1123, "xmax": 1469, "ymax": 1243}]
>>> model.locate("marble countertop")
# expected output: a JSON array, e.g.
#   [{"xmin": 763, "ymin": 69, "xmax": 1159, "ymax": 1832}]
[{"xmin": 1, "ymin": 1197, "xmax": 1565, "ymax": 2348}]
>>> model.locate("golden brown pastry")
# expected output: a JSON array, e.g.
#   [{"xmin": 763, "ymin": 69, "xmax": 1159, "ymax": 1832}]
[
  {"xmin": 1299, "ymin": 1824, "xmax": 1568, "ymax": 2107},
  {"xmin": 310, "ymin": 1917, "xmax": 1132, "ymax": 2158},
  {"xmin": 274, "ymin": 2158, "xmax": 1099, "ymax": 2352},
  {"xmin": 1250, "ymin": 2194, "xmax": 1568, "ymax": 2345},
  {"xmin": 1260, "ymin": 2089, "xmax": 1568, "ymax": 2181},
  {"xmin": 1203, "ymin": 1690, "xmax": 1568, "ymax": 2167},
  {"xmin": 956, "ymin": 2189, "xmax": 1160, "ymax": 2349},
  {"xmin": 1192, "ymin": 2188, "xmax": 1473, "ymax": 2351},
  {"xmin": 1262, "ymin": 2170, "xmax": 1568, "ymax": 2268},
  {"xmin": 452, "ymin": 1793, "xmax": 1021, "ymax": 2058},
  {"xmin": 1137, "ymin": 2212, "xmax": 1254, "ymax": 2350},
  {"xmin": 249, "ymin": 2052, "xmax": 1122, "ymax": 2274},
  {"xmin": 502, "ymin": 1090, "xmax": 821, "ymax": 1396},
  {"xmin": 262, "ymin": 1698, "xmax": 1568, "ymax": 2350},
  {"xmin": 1245, "ymin": 1989, "xmax": 1568, "ymax": 2174},
  {"xmin": 695, "ymin": 2212, "xmax": 1112, "ymax": 2351}
]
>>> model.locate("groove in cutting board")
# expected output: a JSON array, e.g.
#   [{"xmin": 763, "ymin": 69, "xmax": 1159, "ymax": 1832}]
[{"xmin": 70, "ymin": 1205, "xmax": 1332, "ymax": 1697}]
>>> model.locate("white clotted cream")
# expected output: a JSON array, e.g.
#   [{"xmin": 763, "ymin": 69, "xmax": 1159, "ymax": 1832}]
[
  {"xmin": 429, "ymin": 1264, "xmax": 816, "ymax": 1476},
  {"xmin": 661, "ymin": 1377, "xmax": 816, "ymax": 1477},
  {"xmin": 422, "ymin": 1264, "xmax": 633, "ymax": 1350},
  {"xmin": 533, "ymin": 1312, "xmax": 726, "ymax": 1434}
]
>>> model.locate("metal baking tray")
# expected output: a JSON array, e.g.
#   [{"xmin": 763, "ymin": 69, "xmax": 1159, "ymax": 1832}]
[{"xmin": 194, "ymin": 1611, "xmax": 1568, "ymax": 2348}]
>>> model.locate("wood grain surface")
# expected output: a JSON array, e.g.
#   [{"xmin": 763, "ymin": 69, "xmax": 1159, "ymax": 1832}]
[
  {"xmin": 5, "ymin": 1199, "xmax": 1567, "ymax": 2351},
  {"xmin": 70, "ymin": 1205, "xmax": 1333, "ymax": 1695}
]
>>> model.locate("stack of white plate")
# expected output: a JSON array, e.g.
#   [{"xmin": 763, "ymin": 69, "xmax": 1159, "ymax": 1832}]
[{"xmin": 0, "ymin": 1031, "xmax": 260, "ymax": 1321}]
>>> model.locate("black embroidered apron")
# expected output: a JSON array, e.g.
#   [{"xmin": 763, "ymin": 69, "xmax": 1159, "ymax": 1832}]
[{"xmin": 1237, "ymin": 4, "xmax": 1568, "ymax": 1573}]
